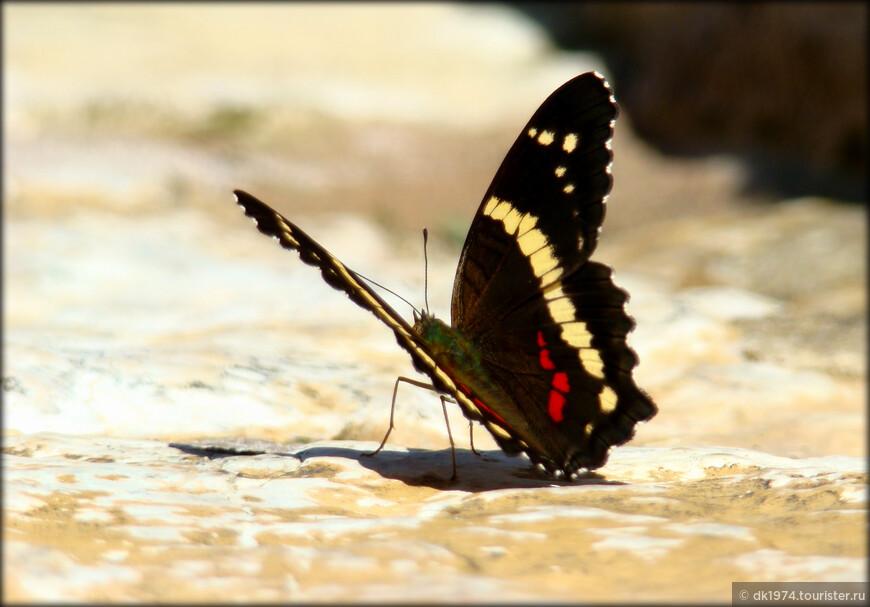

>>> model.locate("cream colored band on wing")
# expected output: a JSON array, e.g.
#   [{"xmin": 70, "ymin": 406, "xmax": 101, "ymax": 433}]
[{"xmin": 482, "ymin": 196, "xmax": 608, "ymax": 385}]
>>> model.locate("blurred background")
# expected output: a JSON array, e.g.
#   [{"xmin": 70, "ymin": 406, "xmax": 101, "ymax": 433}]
[{"xmin": 7, "ymin": 3, "xmax": 864, "ymax": 227}]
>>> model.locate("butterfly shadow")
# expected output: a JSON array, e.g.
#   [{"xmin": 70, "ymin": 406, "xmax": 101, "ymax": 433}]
[
  {"xmin": 292, "ymin": 444, "xmax": 625, "ymax": 492},
  {"xmin": 169, "ymin": 440, "xmax": 625, "ymax": 492}
]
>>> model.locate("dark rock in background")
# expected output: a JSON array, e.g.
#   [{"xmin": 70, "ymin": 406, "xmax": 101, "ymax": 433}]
[{"xmin": 513, "ymin": 2, "xmax": 867, "ymax": 201}]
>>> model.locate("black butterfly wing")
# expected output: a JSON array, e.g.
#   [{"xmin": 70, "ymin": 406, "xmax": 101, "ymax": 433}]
[
  {"xmin": 472, "ymin": 260, "xmax": 654, "ymax": 474},
  {"xmin": 452, "ymin": 72, "xmax": 617, "ymax": 329},
  {"xmin": 449, "ymin": 73, "xmax": 656, "ymax": 474},
  {"xmin": 234, "ymin": 190, "xmax": 465, "ymax": 399}
]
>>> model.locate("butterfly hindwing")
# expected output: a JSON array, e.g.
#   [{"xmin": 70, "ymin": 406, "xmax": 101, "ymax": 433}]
[{"xmin": 476, "ymin": 261, "xmax": 654, "ymax": 473}]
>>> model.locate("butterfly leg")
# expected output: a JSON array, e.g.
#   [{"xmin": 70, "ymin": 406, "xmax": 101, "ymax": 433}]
[
  {"xmin": 439, "ymin": 395, "xmax": 457, "ymax": 481},
  {"xmin": 469, "ymin": 422, "xmax": 481, "ymax": 457},
  {"xmin": 363, "ymin": 376, "xmax": 436, "ymax": 458},
  {"xmin": 363, "ymin": 376, "xmax": 459, "ymax": 480}
]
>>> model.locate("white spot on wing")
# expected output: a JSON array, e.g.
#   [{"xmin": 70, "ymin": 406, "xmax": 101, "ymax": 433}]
[
  {"xmin": 484, "ymin": 198, "xmax": 510, "ymax": 220},
  {"xmin": 530, "ymin": 248, "xmax": 559, "ymax": 275},
  {"xmin": 563, "ymin": 133, "xmax": 578, "ymax": 153},
  {"xmin": 580, "ymin": 349, "xmax": 605, "ymax": 379},
  {"xmin": 517, "ymin": 230, "xmax": 546, "ymax": 254},
  {"xmin": 547, "ymin": 298, "xmax": 575, "ymax": 324},
  {"xmin": 516, "ymin": 214, "xmax": 538, "ymax": 236},
  {"xmin": 599, "ymin": 385, "xmax": 618, "ymax": 414},
  {"xmin": 501, "ymin": 208, "xmax": 523, "ymax": 235},
  {"xmin": 483, "ymin": 196, "xmax": 501, "ymax": 216},
  {"xmin": 275, "ymin": 217, "xmax": 301, "ymax": 247},
  {"xmin": 539, "ymin": 267, "xmax": 562, "ymax": 286},
  {"xmin": 542, "ymin": 283, "xmax": 565, "ymax": 302},
  {"xmin": 561, "ymin": 322, "xmax": 593, "ymax": 348},
  {"xmin": 487, "ymin": 422, "xmax": 512, "ymax": 440},
  {"xmin": 537, "ymin": 130, "xmax": 555, "ymax": 146}
]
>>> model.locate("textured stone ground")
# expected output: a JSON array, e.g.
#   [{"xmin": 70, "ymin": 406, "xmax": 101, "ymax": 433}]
[
  {"xmin": 4, "ymin": 434, "xmax": 864, "ymax": 603},
  {"xmin": 4, "ymin": 4, "xmax": 866, "ymax": 603}
]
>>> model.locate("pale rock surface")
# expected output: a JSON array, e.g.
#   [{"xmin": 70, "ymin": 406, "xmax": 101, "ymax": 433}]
[
  {"xmin": 4, "ymin": 434, "xmax": 865, "ymax": 603},
  {"xmin": 3, "ymin": 3, "xmax": 866, "ymax": 603}
]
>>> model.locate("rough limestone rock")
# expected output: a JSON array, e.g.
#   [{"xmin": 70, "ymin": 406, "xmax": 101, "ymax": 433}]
[{"xmin": 4, "ymin": 434, "xmax": 865, "ymax": 602}]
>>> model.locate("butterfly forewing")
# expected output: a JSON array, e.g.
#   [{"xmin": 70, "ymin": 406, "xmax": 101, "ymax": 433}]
[
  {"xmin": 452, "ymin": 72, "xmax": 618, "ymax": 330},
  {"xmin": 234, "ymin": 191, "xmax": 461, "ymax": 398}
]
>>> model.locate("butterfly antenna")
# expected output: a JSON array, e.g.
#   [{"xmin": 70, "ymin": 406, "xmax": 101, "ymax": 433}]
[
  {"xmin": 356, "ymin": 272, "xmax": 420, "ymax": 317},
  {"xmin": 423, "ymin": 228, "xmax": 431, "ymax": 315}
]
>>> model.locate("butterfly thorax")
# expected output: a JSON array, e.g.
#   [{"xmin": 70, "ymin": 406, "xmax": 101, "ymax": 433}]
[{"xmin": 413, "ymin": 312, "xmax": 515, "ymax": 427}]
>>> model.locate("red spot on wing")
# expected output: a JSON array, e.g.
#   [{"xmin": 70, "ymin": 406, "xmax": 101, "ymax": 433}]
[
  {"xmin": 552, "ymin": 372, "xmax": 569, "ymax": 393},
  {"xmin": 539, "ymin": 348, "xmax": 555, "ymax": 370},
  {"xmin": 548, "ymin": 390, "xmax": 566, "ymax": 422},
  {"xmin": 538, "ymin": 331, "xmax": 556, "ymax": 369},
  {"xmin": 537, "ymin": 331, "xmax": 571, "ymax": 423}
]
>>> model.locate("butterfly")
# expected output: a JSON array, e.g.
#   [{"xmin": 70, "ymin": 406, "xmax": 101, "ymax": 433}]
[{"xmin": 234, "ymin": 71, "xmax": 656, "ymax": 479}]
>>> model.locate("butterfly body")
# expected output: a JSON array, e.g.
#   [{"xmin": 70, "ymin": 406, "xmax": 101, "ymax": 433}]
[
  {"xmin": 235, "ymin": 72, "xmax": 656, "ymax": 478},
  {"xmin": 412, "ymin": 312, "xmax": 518, "ymax": 431}
]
